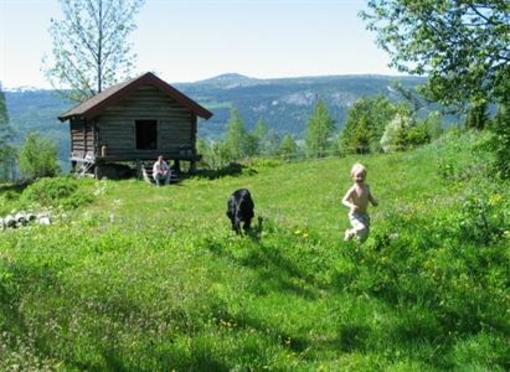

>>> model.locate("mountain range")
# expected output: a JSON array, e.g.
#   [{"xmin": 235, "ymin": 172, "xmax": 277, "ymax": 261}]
[{"xmin": 5, "ymin": 73, "xmax": 427, "ymax": 163}]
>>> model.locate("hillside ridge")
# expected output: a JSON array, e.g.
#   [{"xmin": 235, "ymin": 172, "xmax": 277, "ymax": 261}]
[{"xmin": 5, "ymin": 73, "xmax": 427, "ymax": 165}]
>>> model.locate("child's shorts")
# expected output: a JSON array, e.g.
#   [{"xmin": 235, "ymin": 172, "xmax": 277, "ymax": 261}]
[{"xmin": 348, "ymin": 211, "xmax": 370, "ymax": 242}]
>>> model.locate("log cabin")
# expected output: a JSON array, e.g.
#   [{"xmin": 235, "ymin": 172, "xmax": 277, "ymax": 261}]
[{"xmin": 58, "ymin": 72, "xmax": 213, "ymax": 177}]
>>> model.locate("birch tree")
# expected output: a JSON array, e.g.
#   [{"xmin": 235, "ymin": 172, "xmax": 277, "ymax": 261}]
[
  {"xmin": 0, "ymin": 84, "xmax": 16, "ymax": 181},
  {"xmin": 43, "ymin": 0, "xmax": 145, "ymax": 102}
]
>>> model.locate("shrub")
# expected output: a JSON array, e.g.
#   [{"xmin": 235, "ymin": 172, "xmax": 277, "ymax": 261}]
[
  {"xmin": 452, "ymin": 192, "xmax": 507, "ymax": 245},
  {"xmin": 405, "ymin": 124, "xmax": 431, "ymax": 148},
  {"xmin": 19, "ymin": 132, "xmax": 60, "ymax": 179},
  {"xmin": 21, "ymin": 177, "xmax": 93, "ymax": 209},
  {"xmin": 246, "ymin": 158, "xmax": 283, "ymax": 169},
  {"xmin": 380, "ymin": 113, "xmax": 411, "ymax": 152},
  {"xmin": 489, "ymin": 103, "xmax": 510, "ymax": 179},
  {"xmin": 465, "ymin": 101, "xmax": 490, "ymax": 130},
  {"xmin": 340, "ymin": 95, "xmax": 399, "ymax": 154},
  {"xmin": 381, "ymin": 113, "xmax": 431, "ymax": 153},
  {"xmin": 423, "ymin": 111, "xmax": 444, "ymax": 140},
  {"xmin": 279, "ymin": 134, "xmax": 297, "ymax": 161}
]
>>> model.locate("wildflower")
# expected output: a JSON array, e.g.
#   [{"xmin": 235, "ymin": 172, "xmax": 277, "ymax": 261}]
[{"xmin": 488, "ymin": 194, "xmax": 503, "ymax": 206}]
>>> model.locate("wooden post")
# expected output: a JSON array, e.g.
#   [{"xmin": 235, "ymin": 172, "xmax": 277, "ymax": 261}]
[
  {"xmin": 94, "ymin": 163, "xmax": 102, "ymax": 179},
  {"xmin": 84, "ymin": 118, "xmax": 88, "ymax": 157},
  {"xmin": 190, "ymin": 114, "xmax": 198, "ymax": 174},
  {"xmin": 190, "ymin": 159, "xmax": 197, "ymax": 174},
  {"xmin": 174, "ymin": 159, "xmax": 181, "ymax": 174},
  {"xmin": 136, "ymin": 159, "xmax": 142, "ymax": 179}
]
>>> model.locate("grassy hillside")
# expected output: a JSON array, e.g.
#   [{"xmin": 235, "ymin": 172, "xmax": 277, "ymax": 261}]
[{"xmin": 0, "ymin": 131, "xmax": 509, "ymax": 370}]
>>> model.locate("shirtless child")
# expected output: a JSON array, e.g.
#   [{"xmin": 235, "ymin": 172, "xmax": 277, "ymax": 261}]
[{"xmin": 342, "ymin": 163, "xmax": 378, "ymax": 242}]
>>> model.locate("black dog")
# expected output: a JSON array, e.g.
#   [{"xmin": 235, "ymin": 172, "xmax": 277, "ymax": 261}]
[{"xmin": 226, "ymin": 189, "xmax": 255, "ymax": 234}]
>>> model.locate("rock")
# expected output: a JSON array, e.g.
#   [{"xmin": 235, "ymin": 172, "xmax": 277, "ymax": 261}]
[
  {"xmin": 15, "ymin": 212, "xmax": 28, "ymax": 226},
  {"xmin": 37, "ymin": 213, "xmax": 51, "ymax": 225},
  {"xmin": 0, "ymin": 212, "xmax": 52, "ymax": 229},
  {"xmin": 4, "ymin": 215, "xmax": 16, "ymax": 228},
  {"xmin": 38, "ymin": 217, "xmax": 51, "ymax": 225}
]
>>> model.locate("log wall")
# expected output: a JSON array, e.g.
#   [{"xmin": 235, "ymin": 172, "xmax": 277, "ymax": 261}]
[
  {"xmin": 70, "ymin": 117, "xmax": 95, "ymax": 159},
  {"xmin": 97, "ymin": 85, "xmax": 194, "ymax": 159}
]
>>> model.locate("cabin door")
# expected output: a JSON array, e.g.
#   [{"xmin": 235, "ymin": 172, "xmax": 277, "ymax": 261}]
[{"xmin": 135, "ymin": 120, "xmax": 158, "ymax": 150}]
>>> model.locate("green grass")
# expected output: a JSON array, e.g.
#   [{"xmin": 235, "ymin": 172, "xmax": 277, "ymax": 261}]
[{"xmin": 0, "ymin": 131, "xmax": 509, "ymax": 370}]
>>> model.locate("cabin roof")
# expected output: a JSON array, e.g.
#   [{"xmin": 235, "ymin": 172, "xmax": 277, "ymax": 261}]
[{"xmin": 58, "ymin": 72, "xmax": 213, "ymax": 121}]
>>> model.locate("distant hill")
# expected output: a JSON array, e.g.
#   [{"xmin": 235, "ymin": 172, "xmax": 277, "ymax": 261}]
[
  {"xmin": 5, "ymin": 89, "xmax": 71, "ymax": 164},
  {"xmin": 5, "ymin": 73, "xmax": 427, "ymax": 163},
  {"xmin": 175, "ymin": 73, "xmax": 426, "ymax": 138}
]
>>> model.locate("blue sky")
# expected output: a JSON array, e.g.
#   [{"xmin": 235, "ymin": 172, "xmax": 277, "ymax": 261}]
[{"xmin": 0, "ymin": 0, "xmax": 399, "ymax": 89}]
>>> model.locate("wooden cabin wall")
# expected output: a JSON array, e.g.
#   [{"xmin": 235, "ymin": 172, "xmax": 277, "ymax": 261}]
[
  {"xmin": 97, "ymin": 85, "xmax": 193, "ymax": 158},
  {"xmin": 70, "ymin": 117, "xmax": 95, "ymax": 158},
  {"xmin": 85, "ymin": 120, "xmax": 94, "ymax": 157}
]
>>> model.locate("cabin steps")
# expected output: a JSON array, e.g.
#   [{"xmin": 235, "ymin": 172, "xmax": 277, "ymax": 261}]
[
  {"xmin": 141, "ymin": 163, "xmax": 179, "ymax": 185},
  {"xmin": 75, "ymin": 156, "xmax": 95, "ymax": 177}
]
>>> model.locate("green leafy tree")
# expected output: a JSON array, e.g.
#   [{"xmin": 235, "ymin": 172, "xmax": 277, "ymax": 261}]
[
  {"xmin": 405, "ymin": 124, "xmax": 431, "ymax": 148},
  {"xmin": 244, "ymin": 133, "xmax": 259, "ymax": 158},
  {"xmin": 196, "ymin": 138, "xmax": 232, "ymax": 169},
  {"xmin": 279, "ymin": 134, "xmax": 297, "ymax": 161},
  {"xmin": 43, "ymin": 0, "xmax": 145, "ymax": 102},
  {"xmin": 465, "ymin": 101, "xmax": 490, "ymax": 130},
  {"xmin": 490, "ymin": 103, "xmax": 510, "ymax": 179},
  {"xmin": 253, "ymin": 117, "xmax": 269, "ymax": 140},
  {"xmin": 351, "ymin": 115, "xmax": 372, "ymax": 154},
  {"xmin": 0, "ymin": 84, "xmax": 8, "ymax": 126},
  {"xmin": 19, "ymin": 133, "xmax": 60, "ymax": 179},
  {"xmin": 362, "ymin": 1, "xmax": 510, "ymax": 177},
  {"xmin": 252, "ymin": 117, "xmax": 270, "ymax": 155},
  {"xmin": 340, "ymin": 95, "xmax": 398, "ymax": 154},
  {"xmin": 264, "ymin": 130, "xmax": 282, "ymax": 157},
  {"xmin": 423, "ymin": 110, "xmax": 444, "ymax": 140},
  {"xmin": 381, "ymin": 112, "xmax": 431, "ymax": 152},
  {"xmin": 391, "ymin": 81, "xmax": 424, "ymax": 114},
  {"xmin": 224, "ymin": 107, "xmax": 247, "ymax": 161},
  {"xmin": 196, "ymin": 138, "xmax": 210, "ymax": 167},
  {"xmin": 0, "ymin": 84, "xmax": 17, "ymax": 181},
  {"xmin": 380, "ymin": 113, "xmax": 409, "ymax": 153},
  {"xmin": 305, "ymin": 98, "xmax": 335, "ymax": 157},
  {"xmin": 361, "ymin": 1, "xmax": 510, "ymax": 108},
  {"xmin": 209, "ymin": 141, "xmax": 230, "ymax": 169}
]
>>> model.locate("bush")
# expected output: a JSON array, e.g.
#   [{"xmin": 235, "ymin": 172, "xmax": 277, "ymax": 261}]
[
  {"xmin": 340, "ymin": 95, "xmax": 399, "ymax": 154},
  {"xmin": 405, "ymin": 124, "xmax": 431, "ymax": 148},
  {"xmin": 380, "ymin": 113, "xmax": 412, "ymax": 152},
  {"xmin": 381, "ymin": 113, "xmax": 431, "ymax": 153},
  {"xmin": 21, "ymin": 177, "xmax": 93, "ymax": 209},
  {"xmin": 19, "ymin": 132, "xmax": 60, "ymax": 179},
  {"xmin": 423, "ymin": 111, "xmax": 444, "ymax": 140},
  {"xmin": 279, "ymin": 134, "xmax": 298, "ymax": 161},
  {"xmin": 489, "ymin": 103, "xmax": 510, "ymax": 179},
  {"xmin": 246, "ymin": 158, "xmax": 283, "ymax": 169},
  {"xmin": 452, "ymin": 192, "xmax": 507, "ymax": 245}
]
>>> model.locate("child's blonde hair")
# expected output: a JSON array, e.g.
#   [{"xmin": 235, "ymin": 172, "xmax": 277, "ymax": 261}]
[{"xmin": 350, "ymin": 163, "xmax": 367, "ymax": 177}]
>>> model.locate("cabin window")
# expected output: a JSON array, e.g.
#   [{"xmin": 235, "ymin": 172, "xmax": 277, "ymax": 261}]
[{"xmin": 135, "ymin": 120, "xmax": 157, "ymax": 150}]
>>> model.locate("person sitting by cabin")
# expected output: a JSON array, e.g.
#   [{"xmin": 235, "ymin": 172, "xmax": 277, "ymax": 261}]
[{"xmin": 152, "ymin": 155, "xmax": 171, "ymax": 186}]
